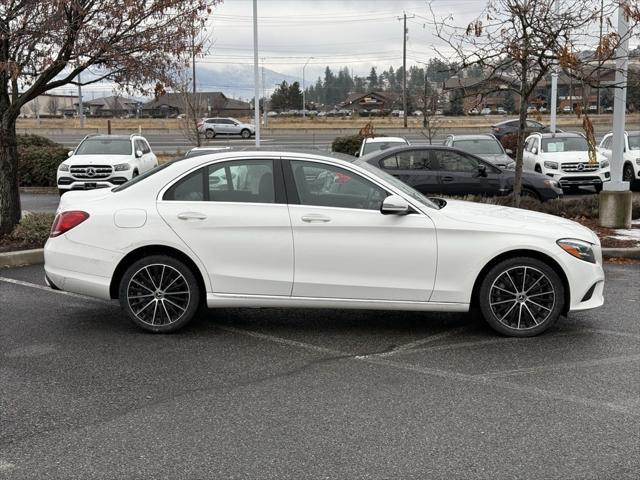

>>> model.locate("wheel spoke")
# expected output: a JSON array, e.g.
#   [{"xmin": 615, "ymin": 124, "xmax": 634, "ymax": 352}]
[
  {"xmin": 164, "ymin": 298, "xmax": 186, "ymax": 312},
  {"xmin": 528, "ymin": 291, "xmax": 554, "ymax": 298},
  {"xmin": 135, "ymin": 298, "xmax": 155, "ymax": 316},
  {"xmin": 163, "ymin": 275, "xmax": 181, "ymax": 292},
  {"xmin": 505, "ymin": 271, "xmax": 519, "ymax": 293},
  {"xmin": 491, "ymin": 298, "xmax": 517, "ymax": 306},
  {"xmin": 527, "ymin": 298, "xmax": 552, "ymax": 312},
  {"xmin": 128, "ymin": 293, "xmax": 154, "ymax": 299},
  {"xmin": 158, "ymin": 265, "xmax": 166, "ymax": 290},
  {"xmin": 161, "ymin": 300, "xmax": 172, "ymax": 324},
  {"xmin": 499, "ymin": 301, "xmax": 518, "ymax": 322},
  {"xmin": 494, "ymin": 285, "xmax": 517, "ymax": 296},
  {"xmin": 521, "ymin": 267, "xmax": 527, "ymax": 291},
  {"xmin": 524, "ymin": 274, "xmax": 543, "ymax": 294},
  {"xmin": 132, "ymin": 279, "xmax": 154, "ymax": 293},
  {"xmin": 522, "ymin": 302, "xmax": 540, "ymax": 326},
  {"xmin": 164, "ymin": 291, "xmax": 189, "ymax": 296},
  {"xmin": 151, "ymin": 300, "xmax": 158, "ymax": 325},
  {"xmin": 517, "ymin": 303, "xmax": 523, "ymax": 329},
  {"xmin": 145, "ymin": 267, "xmax": 158, "ymax": 290}
]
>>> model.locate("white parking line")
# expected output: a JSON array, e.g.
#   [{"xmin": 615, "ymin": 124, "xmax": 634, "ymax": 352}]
[
  {"xmin": 222, "ymin": 325, "xmax": 639, "ymax": 417},
  {"xmin": 0, "ymin": 276, "xmax": 112, "ymax": 305},
  {"xmin": 360, "ymin": 326, "xmax": 472, "ymax": 358}
]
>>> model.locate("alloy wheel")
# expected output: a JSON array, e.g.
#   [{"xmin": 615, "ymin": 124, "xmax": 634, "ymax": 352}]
[
  {"xmin": 126, "ymin": 264, "xmax": 191, "ymax": 327},
  {"xmin": 488, "ymin": 266, "xmax": 555, "ymax": 331},
  {"xmin": 623, "ymin": 164, "xmax": 634, "ymax": 183}
]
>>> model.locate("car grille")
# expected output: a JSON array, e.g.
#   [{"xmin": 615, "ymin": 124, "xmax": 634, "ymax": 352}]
[
  {"xmin": 561, "ymin": 162, "xmax": 599, "ymax": 173},
  {"xmin": 70, "ymin": 165, "xmax": 113, "ymax": 179}
]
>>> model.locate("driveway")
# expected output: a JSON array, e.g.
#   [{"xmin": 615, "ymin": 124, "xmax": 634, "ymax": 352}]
[{"xmin": 0, "ymin": 263, "xmax": 638, "ymax": 479}]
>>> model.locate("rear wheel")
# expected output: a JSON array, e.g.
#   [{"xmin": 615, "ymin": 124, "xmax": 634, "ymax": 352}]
[
  {"xmin": 478, "ymin": 257, "xmax": 565, "ymax": 337},
  {"xmin": 240, "ymin": 129, "xmax": 251, "ymax": 139},
  {"xmin": 118, "ymin": 255, "xmax": 201, "ymax": 333},
  {"xmin": 521, "ymin": 187, "xmax": 540, "ymax": 201},
  {"xmin": 623, "ymin": 163, "xmax": 638, "ymax": 191},
  {"xmin": 205, "ymin": 129, "xmax": 216, "ymax": 139}
]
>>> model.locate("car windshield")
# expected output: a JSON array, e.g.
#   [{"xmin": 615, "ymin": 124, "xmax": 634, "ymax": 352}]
[
  {"xmin": 354, "ymin": 159, "xmax": 439, "ymax": 210},
  {"xmin": 75, "ymin": 138, "xmax": 132, "ymax": 155},
  {"xmin": 112, "ymin": 160, "xmax": 182, "ymax": 192},
  {"xmin": 362, "ymin": 141, "xmax": 407, "ymax": 156},
  {"xmin": 542, "ymin": 136, "xmax": 588, "ymax": 153},
  {"xmin": 628, "ymin": 135, "xmax": 640, "ymax": 150},
  {"xmin": 453, "ymin": 139, "xmax": 503, "ymax": 155}
]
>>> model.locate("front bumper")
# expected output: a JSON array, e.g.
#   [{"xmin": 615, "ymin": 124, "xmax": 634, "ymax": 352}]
[{"xmin": 57, "ymin": 176, "xmax": 130, "ymax": 190}]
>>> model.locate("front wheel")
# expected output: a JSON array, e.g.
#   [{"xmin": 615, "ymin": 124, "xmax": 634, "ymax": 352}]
[
  {"xmin": 623, "ymin": 163, "xmax": 638, "ymax": 191},
  {"xmin": 478, "ymin": 257, "xmax": 565, "ymax": 337},
  {"xmin": 118, "ymin": 255, "xmax": 201, "ymax": 333},
  {"xmin": 205, "ymin": 129, "xmax": 216, "ymax": 139},
  {"xmin": 240, "ymin": 129, "xmax": 251, "ymax": 139}
]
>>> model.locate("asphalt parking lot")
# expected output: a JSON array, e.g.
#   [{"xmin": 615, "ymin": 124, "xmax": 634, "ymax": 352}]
[{"xmin": 0, "ymin": 263, "xmax": 639, "ymax": 479}]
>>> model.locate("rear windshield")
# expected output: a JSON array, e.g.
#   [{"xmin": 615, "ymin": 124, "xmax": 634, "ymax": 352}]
[
  {"xmin": 453, "ymin": 139, "xmax": 503, "ymax": 155},
  {"xmin": 542, "ymin": 136, "xmax": 588, "ymax": 153},
  {"xmin": 75, "ymin": 138, "xmax": 132, "ymax": 155}
]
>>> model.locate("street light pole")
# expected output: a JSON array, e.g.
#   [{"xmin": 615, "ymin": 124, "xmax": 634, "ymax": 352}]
[
  {"xmin": 549, "ymin": 0, "xmax": 559, "ymax": 133},
  {"xmin": 302, "ymin": 57, "xmax": 313, "ymax": 119},
  {"xmin": 252, "ymin": 0, "xmax": 260, "ymax": 147}
]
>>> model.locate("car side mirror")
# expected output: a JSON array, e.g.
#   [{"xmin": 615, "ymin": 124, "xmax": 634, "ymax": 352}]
[
  {"xmin": 381, "ymin": 194, "xmax": 410, "ymax": 215},
  {"xmin": 505, "ymin": 148, "xmax": 513, "ymax": 155},
  {"xmin": 68, "ymin": 150, "xmax": 74, "ymax": 157},
  {"xmin": 135, "ymin": 149, "xmax": 143, "ymax": 158}
]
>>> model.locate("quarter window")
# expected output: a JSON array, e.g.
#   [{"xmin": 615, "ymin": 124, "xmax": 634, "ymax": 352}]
[
  {"xmin": 290, "ymin": 160, "xmax": 387, "ymax": 210},
  {"xmin": 381, "ymin": 150, "xmax": 433, "ymax": 170}
]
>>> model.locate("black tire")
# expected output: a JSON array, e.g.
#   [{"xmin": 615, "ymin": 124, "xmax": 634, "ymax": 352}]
[
  {"xmin": 521, "ymin": 187, "xmax": 540, "ymax": 201},
  {"xmin": 534, "ymin": 164, "xmax": 542, "ymax": 173},
  {"xmin": 205, "ymin": 129, "xmax": 216, "ymax": 139},
  {"xmin": 118, "ymin": 255, "xmax": 201, "ymax": 333},
  {"xmin": 132, "ymin": 169, "xmax": 139, "ymax": 178},
  {"xmin": 623, "ymin": 163, "xmax": 638, "ymax": 191},
  {"xmin": 240, "ymin": 129, "xmax": 251, "ymax": 139},
  {"xmin": 594, "ymin": 183, "xmax": 603, "ymax": 193},
  {"xmin": 478, "ymin": 256, "xmax": 565, "ymax": 337}
]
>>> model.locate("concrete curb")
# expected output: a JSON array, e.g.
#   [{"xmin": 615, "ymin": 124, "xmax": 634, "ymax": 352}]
[
  {"xmin": 0, "ymin": 249, "xmax": 44, "ymax": 268},
  {"xmin": 601, "ymin": 247, "xmax": 640, "ymax": 260},
  {"xmin": 19, "ymin": 187, "xmax": 58, "ymax": 194}
]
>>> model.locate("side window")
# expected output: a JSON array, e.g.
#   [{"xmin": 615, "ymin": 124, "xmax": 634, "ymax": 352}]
[
  {"xmin": 431, "ymin": 150, "xmax": 479, "ymax": 172},
  {"xmin": 208, "ymin": 159, "xmax": 274, "ymax": 203},
  {"xmin": 142, "ymin": 140, "xmax": 151, "ymax": 154},
  {"xmin": 527, "ymin": 120, "xmax": 542, "ymax": 129},
  {"xmin": 290, "ymin": 160, "xmax": 387, "ymax": 211},
  {"xmin": 163, "ymin": 169, "xmax": 205, "ymax": 201},
  {"xmin": 524, "ymin": 138, "xmax": 532, "ymax": 152},
  {"xmin": 533, "ymin": 139, "xmax": 540, "ymax": 154},
  {"xmin": 603, "ymin": 137, "xmax": 611, "ymax": 150},
  {"xmin": 395, "ymin": 150, "xmax": 434, "ymax": 170},
  {"xmin": 134, "ymin": 140, "xmax": 144, "ymax": 154}
]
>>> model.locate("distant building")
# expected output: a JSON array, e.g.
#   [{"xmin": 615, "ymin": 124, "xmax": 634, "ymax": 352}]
[
  {"xmin": 143, "ymin": 92, "xmax": 251, "ymax": 118},
  {"xmin": 20, "ymin": 93, "xmax": 78, "ymax": 118},
  {"xmin": 78, "ymin": 95, "xmax": 139, "ymax": 117},
  {"xmin": 338, "ymin": 91, "xmax": 397, "ymax": 113}
]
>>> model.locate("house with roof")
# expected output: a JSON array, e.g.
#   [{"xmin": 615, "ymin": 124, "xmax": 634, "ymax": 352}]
[
  {"xmin": 79, "ymin": 95, "xmax": 139, "ymax": 117},
  {"xmin": 143, "ymin": 92, "xmax": 252, "ymax": 118},
  {"xmin": 337, "ymin": 91, "xmax": 397, "ymax": 114}
]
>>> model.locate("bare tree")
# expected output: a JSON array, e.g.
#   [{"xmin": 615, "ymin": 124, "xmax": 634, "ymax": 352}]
[
  {"xmin": 172, "ymin": 75, "xmax": 203, "ymax": 147},
  {"xmin": 0, "ymin": 0, "xmax": 220, "ymax": 235},
  {"xmin": 46, "ymin": 96, "xmax": 59, "ymax": 117},
  {"xmin": 421, "ymin": 94, "xmax": 442, "ymax": 144},
  {"xmin": 430, "ymin": 0, "xmax": 601, "ymax": 206}
]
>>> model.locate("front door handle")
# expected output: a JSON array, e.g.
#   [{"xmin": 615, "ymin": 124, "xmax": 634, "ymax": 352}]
[
  {"xmin": 301, "ymin": 214, "xmax": 331, "ymax": 223},
  {"xmin": 177, "ymin": 212, "xmax": 207, "ymax": 221},
  {"xmin": 441, "ymin": 176, "xmax": 454, "ymax": 183}
]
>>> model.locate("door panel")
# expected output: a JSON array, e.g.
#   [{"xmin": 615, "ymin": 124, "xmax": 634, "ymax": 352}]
[
  {"xmin": 286, "ymin": 159, "xmax": 437, "ymax": 301},
  {"xmin": 157, "ymin": 159, "xmax": 293, "ymax": 296}
]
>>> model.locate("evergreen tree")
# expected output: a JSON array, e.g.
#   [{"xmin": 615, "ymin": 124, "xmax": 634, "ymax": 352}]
[
  {"xmin": 449, "ymin": 88, "xmax": 464, "ymax": 115},
  {"xmin": 367, "ymin": 67, "xmax": 378, "ymax": 90}
]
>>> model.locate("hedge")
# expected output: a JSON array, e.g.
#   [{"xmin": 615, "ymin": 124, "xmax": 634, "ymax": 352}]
[
  {"xmin": 331, "ymin": 134, "xmax": 364, "ymax": 156},
  {"xmin": 17, "ymin": 134, "xmax": 68, "ymax": 187}
]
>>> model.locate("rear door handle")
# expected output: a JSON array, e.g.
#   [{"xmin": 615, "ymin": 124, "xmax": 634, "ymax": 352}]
[
  {"xmin": 441, "ymin": 176, "xmax": 454, "ymax": 183},
  {"xmin": 301, "ymin": 214, "xmax": 331, "ymax": 223},
  {"xmin": 177, "ymin": 212, "xmax": 207, "ymax": 221}
]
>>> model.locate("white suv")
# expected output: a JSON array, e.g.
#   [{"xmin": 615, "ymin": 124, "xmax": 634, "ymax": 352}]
[
  {"xmin": 598, "ymin": 131, "xmax": 640, "ymax": 190},
  {"xmin": 522, "ymin": 132, "xmax": 610, "ymax": 192},
  {"xmin": 57, "ymin": 134, "xmax": 158, "ymax": 195},
  {"xmin": 198, "ymin": 117, "xmax": 255, "ymax": 139},
  {"xmin": 356, "ymin": 137, "xmax": 410, "ymax": 157}
]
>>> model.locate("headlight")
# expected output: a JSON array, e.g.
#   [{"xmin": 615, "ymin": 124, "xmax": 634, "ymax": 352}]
[
  {"xmin": 600, "ymin": 160, "xmax": 610, "ymax": 168},
  {"xmin": 544, "ymin": 179, "xmax": 559, "ymax": 188},
  {"xmin": 114, "ymin": 163, "xmax": 131, "ymax": 171},
  {"xmin": 58, "ymin": 164, "xmax": 69, "ymax": 172},
  {"xmin": 635, "ymin": 158, "xmax": 640, "ymax": 166},
  {"xmin": 544, "ymin": 161, "xmax": 558, "ymax": 170},
  {"xmin": 557, "ymin": 239, "xmax": 596, "ymax": 264}
]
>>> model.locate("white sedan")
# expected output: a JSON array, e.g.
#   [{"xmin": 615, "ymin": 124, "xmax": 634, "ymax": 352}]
[{"xmin": 45, "ymin": 150, "xmax": 605, "ymax": 336}]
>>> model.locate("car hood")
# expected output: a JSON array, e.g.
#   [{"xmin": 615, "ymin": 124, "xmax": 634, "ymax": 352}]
[
  {"xmin": 439, "ymin": 199, "xmax": 598, "ymax": 244},
  {"xmin": 477, "ymin": 153, "xmax": 513, "ymax": 166},
  {"xmin": 64, "ymin": 154, "xmax": 132, "ymax": 166},
  {"xmin": 540, "ymin": 151, "xmax": 604, "ymax": 162}
]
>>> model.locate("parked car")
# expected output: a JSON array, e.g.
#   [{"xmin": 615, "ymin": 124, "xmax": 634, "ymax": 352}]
[
  {"xmin": 480, "ymin": 107, "xmax": 492, "ymax": 115},
  {"xmin": 468, "ymin": 108, "xmax": 479, "ymax": 115},
  {"xmin": 598, "ymin": 131, "xmax": 640, "ymax": 190},
  {"xmin": 412, "ymin": 110, "xmax": 423, "ymax": 116},
  {"xmin": 491, "ymin": 118, "xmax": 548, "ymax": 140},
  {"xmin": 539, "ymin": 106, "xmax": 548, "ymax": 113},
  {"xmin": 267, "ymin": 111, "xmax": 279, "ymax": 117},
  {"xmin": 444, "ymin": 134, "xmax": 513, "ymax": 168},
  {"xmin": 184, "ymin": 146, "xmax": 231, "ymax": 158},
  {"xmin": 57, "ymin": 134, "xmax": 158, "ymax": 195},
  {"xmin": 362, "ymin": 145, "xmax": 562, "ymax": 202},
  {"xmin": 45, "ymin": 150, "xmax": 604, "ymax": 337},
  {"xmin": 523, "ymin": 132, "xmax": 610, "ymax": 192},
  {"xmin": 496, "ymin": 107, "xmax": 506, "ymax": 114},
  {"xmin": 198, "ymin": 117, "xmax": 255, "ymax": 139},
  {"xmin": 562, "ymin": 106, "xmax": 572, "ymax": 113},
  {"xmin": 356, "ymin": 136, "xmax": 410, "ymax": 157}
]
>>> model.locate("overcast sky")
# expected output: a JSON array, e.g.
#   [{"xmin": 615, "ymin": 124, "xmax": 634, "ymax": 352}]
[{"xmin": 203, "ymin": 0, "xmax": 485, "ymax": 80}]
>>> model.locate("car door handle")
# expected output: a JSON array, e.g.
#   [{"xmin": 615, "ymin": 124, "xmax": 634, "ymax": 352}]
[
  {"xmin": 441, "ymin": 176, "xmax": 454, "ymax": 183},
  {"xmin": 177, "ymin": 212, "xmax": 207, "ymax": 221},
  {"xmin": 301, "ymin": 214, "xmax": 331, "ymax": 223}
]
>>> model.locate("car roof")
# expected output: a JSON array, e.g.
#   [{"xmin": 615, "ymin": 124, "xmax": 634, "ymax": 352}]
[
  {"xmin": 364, "ymin": 137, "xmax": 408, "ymax": 144},
  {"xmin": 360, "ymin": 144, "xmax": 465, "ymax": 162},
  {"xmin": 531, "ymin": 132, "xmax": 583, "ymax": 138},
  {"xmin": 449, "ymin": 134, "xmax": 498, "ymax": 141},
  {"xmin": 84, "ymin": 134, "xmax": 135, "ymax": 140}
]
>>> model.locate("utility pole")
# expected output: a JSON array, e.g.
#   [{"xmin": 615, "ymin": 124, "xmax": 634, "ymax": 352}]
[
  {"xmin": 597, "ymin": 0, "xmax": 604, "ymax": 114},
  {"xmin": 302, "ymin": 57, "xmax": 313, "ymax": 119},
  {"xmin": 399, "ymin": 12, "xmax": 414, "ymax": 128},
  {"xmin": 599, "ymin": 1, "xmax": 632, "ymax": 229},
  {"xmin": 252, "ymin": 0, "xmax": 260, "ymax": 146},
  {"xmin": 549, "ymin": 0, "xmax": 560, "ymax": 133},
  {"xmin": 77, "ymin": 72, "xmax": 84, "ymax": 129},
  {"xmin": 262, "ymin": 62, "xmax": 267, "ymax": 127}
]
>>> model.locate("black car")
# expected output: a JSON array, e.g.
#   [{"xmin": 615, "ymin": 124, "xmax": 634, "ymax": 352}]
[
  {"xmin": 491, "ymin": 118, "xmax": 549, "ymax": 140},
  {"xmin": 362, "ymin": 145, "xmax": 563, "ymax": 202}
]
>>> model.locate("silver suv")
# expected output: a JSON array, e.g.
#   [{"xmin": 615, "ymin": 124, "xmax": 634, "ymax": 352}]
[
  {"xmin": 198, "ymin": 117, "xmax": 255, "ymax": 139},
  {"xmin": 444, "ymin": 134, "xmax": 513, "ymax": 168}
]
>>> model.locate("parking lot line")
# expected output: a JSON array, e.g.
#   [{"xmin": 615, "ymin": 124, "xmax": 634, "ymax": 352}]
[
  {"xmin": 478, "ymin": 353, "xmax": 640, "ymax": 378},
  {"xmin": 366, "ymin": 326, "xmax": 472, "ymax": 358},
  {"xmin": 221, "ymin": 325, "xmax": 639, "ymax": 417},
  {"xmin": 0, "ymin": 276, "xmax": 112, "ymax": 305}
]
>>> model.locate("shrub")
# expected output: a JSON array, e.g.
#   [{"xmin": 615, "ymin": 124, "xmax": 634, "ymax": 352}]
[
  {"xmin": 17, "ymin": 134, "xmax": 68, "ymax": 187},
  {"xmin": 500, "ymin": 130, "xmax": 533, "ymax": 159},
  {"xmin": 331, "ymin": 134, "xmax": 364, "ymax": 156},
  {"xmin": 9, "ymin": 213, "xmax": 56, "ymax": 248}
]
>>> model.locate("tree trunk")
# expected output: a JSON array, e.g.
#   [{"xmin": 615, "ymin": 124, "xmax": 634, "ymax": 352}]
[
  {"xmin": 0, "ymin": 115, "xmax": 21, "ymax": 235},
  {"xmin": 513, "ymin": 89, "xmax": 529, "ymax": 208}
]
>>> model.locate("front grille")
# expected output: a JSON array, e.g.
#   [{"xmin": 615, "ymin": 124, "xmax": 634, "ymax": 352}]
[
  {"xmin": 561, "ymin": 162, "xmax": 599, "ymax": 173},
  {"xmin": 558, "ymin": 176, "xmax": 602, "ymax": 186},
  {"xmin": 70, "ymin": 165, "xmax": 113, "ymax": 179}
]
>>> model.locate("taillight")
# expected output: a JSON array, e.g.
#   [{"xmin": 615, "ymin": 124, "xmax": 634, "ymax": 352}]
[{"xmin": 50, "ymin": 211, "xmax": 89, "ymax": 237}]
